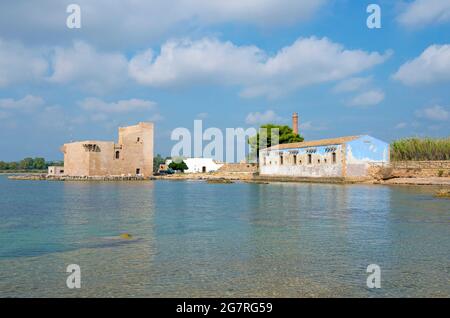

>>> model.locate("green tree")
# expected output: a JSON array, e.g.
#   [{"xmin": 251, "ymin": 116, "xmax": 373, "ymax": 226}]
[
  {"xmin": 169, "ymin": 161, "xmax": 188, "ymax": 172},
  {"xmin": 153, "ymin": 154, "xmax": 167, "ymax": 173},
  {"xmin": 19, "ymin": 157, "xmax": 34, "ymax": 170},
  {"xmin": 248, "ymin": 124, "xmax": 303, "ymax": 161},
  {"xmin": 33, "ymin": 157, "xmax": 46, "ymax": 170},
  {"xmin": 7, "ymin": 162, "xmax": 18, "ymax": 170}
]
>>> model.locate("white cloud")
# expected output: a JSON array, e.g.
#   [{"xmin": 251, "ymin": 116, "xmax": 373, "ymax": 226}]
[
  {"xmin": 395, "ymin": 122, "xmax": 407, "ymax": 129},
  {"xmin": 299, "ymin": 121, "xmax": 327, "ymax": 131},
  {"xmin": 129, "ymin": 38, "xmax": 263, "ymax": 88},
  {"xmin": 398, "ymin": 0, "xmax": 450, "ymax": 28},
  {"xmin": 79, "ymin": 97, "xmax": 157, "ymax": 113},
  {"xmin": 415, "ymin": 105, "xmax": 449, "ymax": 121},
  {"xmin": 130, "ymin": 37, "xmax": 390, "ymax": 98},
  {"xmin": 332, "ymin": 77, "xmax": 372, "ymax": 93},
  {"xmin": 346, "ymin": 90, "xmax": 385, "ymax": 107},
  {"xmin": 0, "ymin": 1, "xmax": 326, "ymax": 48},
  {"xmin": 0, "ymin": 39, "xmax": 48, "ymax": 87},
  {"xmin": 393, "ymin": 44, "xmax": 450, "ymax": 85},
  {"xmin": 245, "ymin": 110, "xmax": 283, "ymax": 125},
  {"xmin": 48, "ymin": 41, "xmax": 128, "ymax": 93},
  {"xmin": 0, "ymin": 95, "xmax": 45, "ymax": 112}
]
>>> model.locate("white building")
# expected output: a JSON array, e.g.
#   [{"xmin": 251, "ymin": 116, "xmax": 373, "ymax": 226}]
[
  {"xmin": 166, "ymin": 158, "xmax": 223, "ymax": 173},
  {"xmin": 47, "ymin": 166, "xmax": 65, "ymax": 176}
]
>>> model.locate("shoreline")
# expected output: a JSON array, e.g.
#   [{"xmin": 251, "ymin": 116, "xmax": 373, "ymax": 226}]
[{"xmin": 5, "ymin": 172, "xmax": 450, "ymax": 186}]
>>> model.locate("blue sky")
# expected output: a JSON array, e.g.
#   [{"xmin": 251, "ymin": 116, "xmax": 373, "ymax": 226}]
[{"xmin": 0, "ymin": 0, "xmax": 449, "ymax": 161}]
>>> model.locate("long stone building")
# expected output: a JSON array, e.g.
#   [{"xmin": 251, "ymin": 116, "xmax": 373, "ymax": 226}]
[
  {"xmin": 60, "ymin": 122, "xmax": 154, "ymax": 177},
  {"xmin": 259, "ymin": 114, "xmax": 389, "ymax": 180}
]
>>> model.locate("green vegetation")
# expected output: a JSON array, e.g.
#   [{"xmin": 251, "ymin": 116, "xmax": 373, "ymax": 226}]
[
  {"xmin": 153, "ymin": 154, "xmax": 171, "ymax": 173},
  {"xmin": 169, "ymin": 160, "xmax": 188, "ymax": 172},
  {"xmin": 0, "ymin": 157, "xmax": 63, "ymax": 172},
  {"xmin": 248, "ymin": 124, "xmax": 304, "ymax": 161},
  {"xmin": 390, "ymin": 137, "xmax": 450, "ymax": 161}
]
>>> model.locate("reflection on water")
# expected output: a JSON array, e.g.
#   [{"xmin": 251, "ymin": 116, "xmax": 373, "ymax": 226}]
[{"xmin": 0, "ymin": 176, "xmax": 448, "ymax": 297}]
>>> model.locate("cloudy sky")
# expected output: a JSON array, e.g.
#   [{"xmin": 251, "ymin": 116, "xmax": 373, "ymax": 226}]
[{"xmin": 0, "ymin": 0, "xmax": 449, "ymax": 161}]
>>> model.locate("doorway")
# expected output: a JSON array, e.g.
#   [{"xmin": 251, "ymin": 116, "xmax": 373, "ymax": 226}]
[{"xmin": 136, "ymin": 168, "xmax": 141, "ymax": 175}]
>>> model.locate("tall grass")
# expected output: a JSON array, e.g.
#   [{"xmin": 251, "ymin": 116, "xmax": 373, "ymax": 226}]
[{"xmin": 391, "ymin": 137, "xmax": 450, "ymax": 161}]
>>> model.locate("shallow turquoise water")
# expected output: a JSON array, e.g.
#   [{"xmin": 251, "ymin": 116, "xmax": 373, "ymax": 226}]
[{"xmin": 0, "ymin": 175, "xmax": 449, "ymax": 297}]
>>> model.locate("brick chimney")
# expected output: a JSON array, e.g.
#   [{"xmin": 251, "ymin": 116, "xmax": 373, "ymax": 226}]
[{"xmin": 292, "ymin": 112, "xmax": 299, "ymax": 135}]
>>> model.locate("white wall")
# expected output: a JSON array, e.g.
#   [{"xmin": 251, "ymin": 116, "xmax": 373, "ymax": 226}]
[{"xmin": 184, "ymin": 158, "xmax": 223, "ymax": 173}]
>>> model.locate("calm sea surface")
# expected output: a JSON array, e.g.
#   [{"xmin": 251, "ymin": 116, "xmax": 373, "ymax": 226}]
[{"xmin": 0, "ymin": 175, "xmax": 448, "ymax": 297}]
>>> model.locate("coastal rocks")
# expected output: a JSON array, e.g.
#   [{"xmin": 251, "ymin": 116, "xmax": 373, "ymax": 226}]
[
  {"xmin": 8, "ymin": 174, "xmax": 153, "ymax": 181},
  {"xmin": 206, "ymin": 178, "xmax": 234, "ymax": 184},
  {"xmin": 383, "ymin": 177, "xmax": 450, "ymax": 186},
  {"xmin": 8, "ymin": 174, "xmax": 47, "ymax": 180},
  {"xmin": 244, "ymin": 180, "xmax": 269, "ymax": 184}
]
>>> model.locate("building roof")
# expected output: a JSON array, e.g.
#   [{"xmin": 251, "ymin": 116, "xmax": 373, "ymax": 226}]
[{"xmin": 263, "ymin": 135, "xmax": 361, "ymax": 151}]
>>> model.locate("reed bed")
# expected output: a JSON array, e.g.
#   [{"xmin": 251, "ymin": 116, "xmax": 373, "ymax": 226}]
[{"xmin": 390, "ymin": 137, "xmax": 450, "ymax": 161}]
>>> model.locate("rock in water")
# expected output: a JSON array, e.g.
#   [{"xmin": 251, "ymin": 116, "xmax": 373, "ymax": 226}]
[{"xmin": 434, "ymin": 189, "xmax": 450, "ymax": 199}]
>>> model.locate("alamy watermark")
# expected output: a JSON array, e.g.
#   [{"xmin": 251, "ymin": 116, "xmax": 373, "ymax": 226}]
[
  {"xmin": 65, "ymin": 4, "xmax": 381, "ymax": 30},
  {"xmin": 366, "ymin": 264, "xmax": 381, "ymax": 289},
  {"xmin": 66, "ymin": 4, "xmax": 81, "ymax": 29},
  {"xmin": 170, "ymin": 120, "xmax": 280, "ymax": 163},
  {"xmin": 367, "ymin": 4, "xmax": 381, "ymax": 29},
  {"xmin": 66, "ymin": 264, "xmax": 81, "ymax": 289}
]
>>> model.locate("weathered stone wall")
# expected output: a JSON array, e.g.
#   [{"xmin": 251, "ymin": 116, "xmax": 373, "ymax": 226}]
[
  {"xmin": 391, "ymin": 161, "xmax": 450, "ymax": 178},
  {"xmin": 217, "ymin": 163, "xmax": 258, "ymax": 173},
  {"xmin": 62, "ymin": 122, "xmax": 153, "ymax": 177},
  {"xmin": 117, "ymin": 122, "xmax": 154, "ymax": 177}
]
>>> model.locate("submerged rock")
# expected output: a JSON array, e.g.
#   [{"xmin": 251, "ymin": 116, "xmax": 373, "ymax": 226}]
[
  {"xmin": 206, "ymin": 178, "xmax": 234, "ymax": 184},
  {"xmin": 434, "ymin": 189, "xmax": 450, "ymax": 199},
  {"xmin": 120, "ymin": 233, "xmax": 133, "ymax": 239}
]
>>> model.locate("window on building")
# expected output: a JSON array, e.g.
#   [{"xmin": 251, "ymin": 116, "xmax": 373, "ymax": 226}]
[
  {"xmin": 318, "ymin": 159, "xmax": 321, "ymax": 164},
  {"xmin": 293, "ymin": 155, "xmax": 297, "ymax": 165},
  {"xmin": 136, "ymin": 168, "xmax": 141, "ymax": 175},
  {"xmin": 324, "ymin": 158, "xmax": 327, "ymax": 163},
  {"xmin": 137, "ymin": 137, "xmax": 140, "ymax": 142},
  {"xmin": 332, "ymin": 152, "xmax": 336, "ymax": 164},
  {"xmin": 280, "ymin": 155, "xmax": 284, "ymax": 165},
  {"xmin": 115, "ymin": 151, "xmax": 120, "ymax": 159},
  {"xmin": 308, "ymin": 154, "xmax": 312, "ymax": 164}
]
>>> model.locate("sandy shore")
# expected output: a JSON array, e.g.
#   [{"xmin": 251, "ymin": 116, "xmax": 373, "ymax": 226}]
[
  {"xmin": 379, "ymin": 177, "xmax": 450, "ymax": 186},
  {"xmin": 156, "ymin": 173, "xmax": 450, "ymax": 186},
  {"xmin": 6, "ymin": 172, "xmax": 450, "ymax": 186}
]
